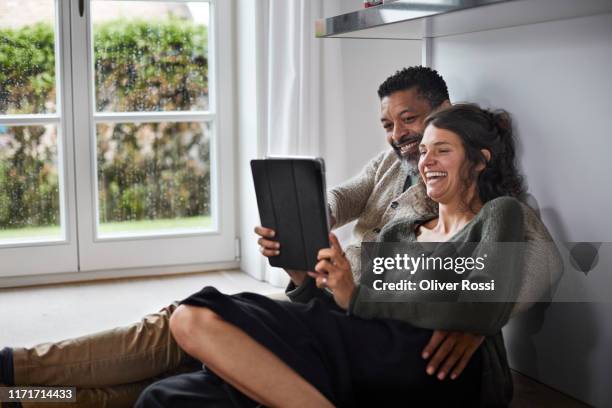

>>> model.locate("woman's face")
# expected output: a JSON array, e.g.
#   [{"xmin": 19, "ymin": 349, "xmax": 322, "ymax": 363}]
[{"xmin": 418, "ymin": 124, "xmax": 472, "ymax": 205}]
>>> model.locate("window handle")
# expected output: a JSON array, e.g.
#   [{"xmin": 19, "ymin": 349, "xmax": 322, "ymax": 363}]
[{"xmin": 79, "ymin": 0, "xmax": 84, "ymax": 17}]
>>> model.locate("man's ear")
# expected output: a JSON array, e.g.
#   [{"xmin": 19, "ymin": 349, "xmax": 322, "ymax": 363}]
[{"xmin": 477, "ymin": 149, "xmax": 492, "ymax": 171}]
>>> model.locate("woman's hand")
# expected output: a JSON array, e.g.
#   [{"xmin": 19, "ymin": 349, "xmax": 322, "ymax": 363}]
[{"xmin": 309, "ymin": 233, "xmax": 356, "ymax": 310}]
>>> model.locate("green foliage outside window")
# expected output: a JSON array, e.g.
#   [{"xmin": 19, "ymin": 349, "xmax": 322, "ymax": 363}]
[{"xmin": 0, "ymin": 18, "xmax": 210, "ymax": 231}]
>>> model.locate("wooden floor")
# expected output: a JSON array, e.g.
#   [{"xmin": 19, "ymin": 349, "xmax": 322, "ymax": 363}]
[
  {"xmin": 1, "ymin": 271, "xmax": 592, "ymax": 406},
  {"xmin": 511, "ymin": 371, "xmax": 592, "ymax": 407},
  {"xmin": 0, "ymin": 269, "xmax": 280, "ymax": 347}
]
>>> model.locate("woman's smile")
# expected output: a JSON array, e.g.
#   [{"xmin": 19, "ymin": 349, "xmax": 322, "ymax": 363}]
[
  {"xmin": 424, "ymin": 171, "xmax": 448, "ymax": 182},
  {"xmin": 418, "ymin": 125, "xmax": 467, "ymax": 203}
]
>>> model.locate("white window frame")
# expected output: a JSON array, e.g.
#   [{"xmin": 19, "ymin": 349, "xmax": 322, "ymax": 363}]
[
  {"xmin": 0, "ymin": 0, "xmax": 79, "ymax": 278},
  {"xmin": 72, "ymin": 0, "xmax": 237, "ymax": 272}
]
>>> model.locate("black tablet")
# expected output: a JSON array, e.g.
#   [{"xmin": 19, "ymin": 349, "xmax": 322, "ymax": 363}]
[{"xmin": 250, "ymin": 157, "xmax": 330, "ymax": 271}]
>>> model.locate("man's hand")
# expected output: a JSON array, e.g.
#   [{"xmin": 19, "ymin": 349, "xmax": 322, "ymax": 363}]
[
  {"xmin": 254, "ymin": 226, "xmax": 280, "ymax": 257},
  {"xmin": 309, "ymin": 233, "xmax": 356, "ymax": 310},
  {"xmin": 254, "ymin": 226, "xmax": 307, "ymax": 285},
  {"xmin": 422, "ymin": 330, "xmax": 484, "ymax": 380}
]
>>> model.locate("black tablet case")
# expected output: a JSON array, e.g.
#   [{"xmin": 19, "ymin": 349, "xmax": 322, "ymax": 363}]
[{"xmin": 251, "ymin": 158, "xmax": 330, "ymax": 271}]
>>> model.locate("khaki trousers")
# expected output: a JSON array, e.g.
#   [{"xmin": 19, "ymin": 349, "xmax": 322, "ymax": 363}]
[{"xmin": 11, "ymin": 302, "xmax": 198, "ymax": 408}]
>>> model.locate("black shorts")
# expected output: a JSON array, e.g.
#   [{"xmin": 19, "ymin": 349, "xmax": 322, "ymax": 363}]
[{"xmin": 180, "ymin": 286, "xmax": 482, "ymax": 407}]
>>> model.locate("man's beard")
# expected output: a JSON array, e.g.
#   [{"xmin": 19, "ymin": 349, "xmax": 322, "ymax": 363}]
[{"xmin": 391, "ymin": 132, "xmax": 423, "ymax": 166}]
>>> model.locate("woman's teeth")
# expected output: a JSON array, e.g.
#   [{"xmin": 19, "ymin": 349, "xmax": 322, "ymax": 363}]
[{"xmin": 426, "ymin": 171, "xmax": 447, "ymax": 180}]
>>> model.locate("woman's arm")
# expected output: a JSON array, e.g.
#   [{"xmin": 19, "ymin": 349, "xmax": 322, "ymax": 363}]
[
  {"xmin": 349, "ymin": 197, "xmax": 526, "ymax": 336},
  {"xmin": 285, "ymin": 275, "xmax": 336, "ymax": 306}
]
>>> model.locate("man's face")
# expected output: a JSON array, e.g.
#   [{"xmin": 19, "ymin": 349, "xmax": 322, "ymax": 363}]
[{"xmin": 380, "ymin": 88, "xmax": 434, "ymax": 164}]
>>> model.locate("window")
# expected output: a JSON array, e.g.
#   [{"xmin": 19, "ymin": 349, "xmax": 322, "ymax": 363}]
[
  {"xmin": 0, "ymin": 0, "xmax": 63, "ymax": 244},
  {"xmin": 90, "ymin": 1, "xmax": 213, "ymax": 237},
  {"xmin": 0, "ymin": 0, "xmax": 235, "ymax": 278}
]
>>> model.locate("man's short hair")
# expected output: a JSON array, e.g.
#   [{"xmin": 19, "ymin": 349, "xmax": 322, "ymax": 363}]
[{"xmin": 377, "ymin": 66, "xmax": 449, "ymax": 109}]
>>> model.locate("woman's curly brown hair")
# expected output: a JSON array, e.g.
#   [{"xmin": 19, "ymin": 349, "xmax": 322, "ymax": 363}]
[{"xmin": 424, "ymin": 103, "xmax": 525, "ymax": 211}]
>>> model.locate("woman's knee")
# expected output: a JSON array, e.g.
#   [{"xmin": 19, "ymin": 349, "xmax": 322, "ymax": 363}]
[{"xmin": 169, "ymin": 305, "xmax": 221, "ymax": 351}]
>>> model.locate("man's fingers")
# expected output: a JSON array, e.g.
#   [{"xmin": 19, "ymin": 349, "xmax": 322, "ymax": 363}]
[
  {"xmin": 257, "ymin": 237, "xmax": 279, "ymax": 257},
  {"xmin": 422, "ymin": 330, "xmax": 448, "ymax": 359},
  {"xmin": 257, "ymin": 237, "xmax": 280, "ymax": 249},
  {"xmin": 426, "ymin": 333, "xmax": 458, "ymax": 377},
  {"xmin": 254, "ymin": 226, "xmax": 275, "ymax": 238},
  {"xmin": 450, "ymin": 350, "xmax": 473, "ymax": 380},
  {"xmin": 450, "ymin": 336, "xmax": 484, "ymax": 380},
  {"xmin": 438, "ymin": 343, "xmax": 468, "ymax": 380},
  {"xmin": 256, "ymin": 231, "xmax": 280, "ymax": 257},
  {"xmin": 260, "ymin": 248, "xmax": 279, "ymax": 257}
]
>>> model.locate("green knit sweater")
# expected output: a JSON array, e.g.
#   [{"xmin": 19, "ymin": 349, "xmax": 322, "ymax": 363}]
[
  {"xmin": 287, "ymin": 150, "xmax": 561, "ymax": 406},
  {"xmin": 288, "ymin": 196, "xmax": 525, "ymax": 407},
  {"xmin": 350, "ymin": 196, "xmax": 525, "ymax": 407}
]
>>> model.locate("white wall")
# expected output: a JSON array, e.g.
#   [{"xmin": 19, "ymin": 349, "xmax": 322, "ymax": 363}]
[
  {"xmin": 432, "ymin": 12, "xmax": 612, "ymax": 407},
  {"xmin": 322, "ymin": 37, "xmax": 422, "ymax": 242},
  {"xmin": 327, "ymin": 38, "xmax": 422, "ymax": 184},
  {"xmin": 315, "ymin": 0, "xmax": 422, "ymax": 187},
  {"xmin": 319, "ymin": 0, "xmax": 422, "ymax": 241}
]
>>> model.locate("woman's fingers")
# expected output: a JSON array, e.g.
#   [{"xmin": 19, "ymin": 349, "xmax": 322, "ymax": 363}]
[
  {"xmin": 308, "ymin": 271, "xmax": 329, "ymax": 289},
  {"xmin": 313, "ymin": 260, "xmax": 346, "ymax": 288},
  {"xmin": 328, "ymin": 232, "xmax": 342, "ymax": 250},
  {"xmin": 317, "ymin": 234, "xmax": 348, "ymax": 267},
  {"xmin": 317, "ymin": 248, "xmax": 335, "ymax": 260},
  {"xmin": 315, "ymin": 259, "xmax": 340, "ymax": 276}
]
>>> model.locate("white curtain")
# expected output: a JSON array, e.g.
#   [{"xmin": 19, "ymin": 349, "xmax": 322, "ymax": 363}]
[
  {"xmin": 265, "ymin": 0, "xmax": 322, "ymax": 157},
  {"xmin": 248, "ymin": 0, "xmax": 345, "ymax": 286}
]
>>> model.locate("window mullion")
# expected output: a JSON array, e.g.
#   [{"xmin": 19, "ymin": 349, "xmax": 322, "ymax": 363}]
[
  {"xmin": 0, "ymin": 114, "xmax": 61, "ymax": 126},
  {"xmin": 92, "ymin": 111, "xmax": 216, "ymax": 124}
]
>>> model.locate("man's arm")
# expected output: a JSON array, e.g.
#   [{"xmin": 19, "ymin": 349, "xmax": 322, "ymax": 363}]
[
  {"xmin": 327, "ymin": 150, "xmax": 387, "ymax": 228},
  {"xmin": 510, "ymin": 202, "xmax": 563, "ymax": 316},
  {"xmin": 421, "ymin": 330, "xmax": 484, "ymax": 381}
]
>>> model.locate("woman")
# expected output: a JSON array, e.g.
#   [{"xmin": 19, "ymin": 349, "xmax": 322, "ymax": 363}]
[{"xmin": 148, "ymin": 104, "xmax": 528, "ymax": 407}]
